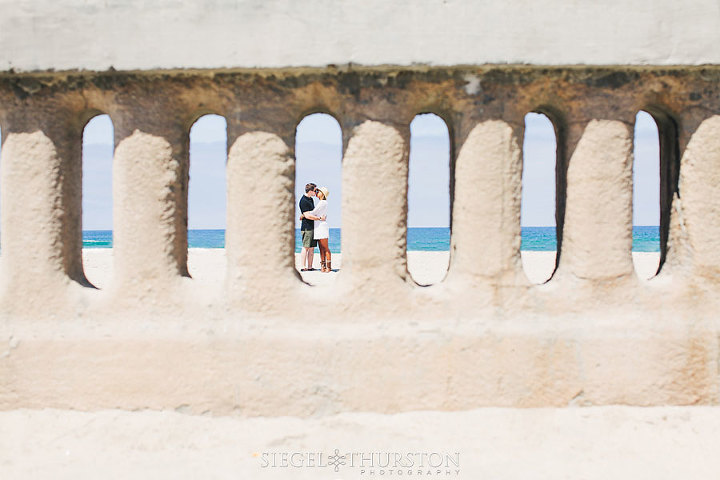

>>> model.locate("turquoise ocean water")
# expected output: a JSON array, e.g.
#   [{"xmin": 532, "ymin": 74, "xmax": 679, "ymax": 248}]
[{"xmin": 82, "ymin": 226, "xmax": 661, "ymax": 253}]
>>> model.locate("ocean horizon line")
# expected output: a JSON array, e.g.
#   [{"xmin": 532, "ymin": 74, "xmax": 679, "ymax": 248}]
[{"xmin": 81, "ymin": 226, "xmax": 662, "ymax": 253}]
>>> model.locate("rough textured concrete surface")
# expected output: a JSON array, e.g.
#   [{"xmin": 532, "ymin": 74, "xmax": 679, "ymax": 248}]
[
  {"xmin": 678, "ymin": 115, "xmax": 720, "ymax": 278},
  {"xmin": 1, "ymin": 66, "xmax": 720, "ymax": 415},
  {"xmin": 5, "ymin": 3, "xmax": 720, "ymax": 476},
  {"xmin": 3, "ymin": 0, "xmax": 720, "ymax": 71},
  {"xmin": 340, "ymin": 120, "xmax": 409, "ymax": 289},
  {"xmin": 226, "ymin": 130, "xmax": 297, "ymax": 309},
  {"xmin": 113, "ymin": 130, "xmax": 187, "ymax": 296},
  {"xmin": 560, "ymin": 120, "xmax": 634, "ymax": 281},
  {"xmin": 3, "ymin": 407, "xmax": 720, "ymax": 479},
  {"xmin": 0, "ymin": 129, "xmax": 85, "ymax": 310},
  {"xmin": 449, "ymin": 120, "xmax": 522, "ymax": 285}
]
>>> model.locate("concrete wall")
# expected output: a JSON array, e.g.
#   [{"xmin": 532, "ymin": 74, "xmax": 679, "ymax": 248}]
[
  {"xmin": 1, "ymin": 66, "xmax": 720, "ymax": 415},
  {"xmin": 2, "ymin": 0, "xmax": 720, "ymax": 418},
  {"xmin": 2, "ymin": 0, "xmax": 720, "ymax": 72}
]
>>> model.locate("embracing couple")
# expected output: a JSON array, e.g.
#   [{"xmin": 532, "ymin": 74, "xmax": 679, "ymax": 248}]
[{"xmin": 299, "ymin": 182, "xmax": 332, "ymax": 273}]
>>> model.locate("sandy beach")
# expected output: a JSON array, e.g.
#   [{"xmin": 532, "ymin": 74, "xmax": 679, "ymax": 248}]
[{"xmin": 82, "ymin": 249, "xmax": 661, "ymax": 289}]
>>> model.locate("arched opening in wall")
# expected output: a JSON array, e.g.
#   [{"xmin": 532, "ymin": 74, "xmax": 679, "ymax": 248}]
[
  {"xmin": 188, "ymin": 114, "xmax": 227, "ymax": 285},
  {"xmin": 295, "ymin": 113, "xmax": 342, "ymax": 285},
  {"xmin": 81, "ymin": 114, "xmax": 114, "ymax": 289},
  {"xmin": 521, "ymin": 112, "xmax": 558, "ymax": 284},
  {"xmin": 407, "ymin": 113, "xmax": 451, "ymax": 286},
  {"xmin": 632, "ymin": 110, "xmax": 663, "ymax": 279}
]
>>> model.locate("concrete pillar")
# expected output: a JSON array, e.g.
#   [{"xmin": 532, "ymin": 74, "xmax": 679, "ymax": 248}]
[
  {"xmin": 339, "ymin": 120, "xmax": 409, "ymax": 287},
  {"xmin": 0, "ymin": 106, "xmax": 87, "ymax": 305},
  {"xmin": 558, "ymin": 120, "xmax": 634, "ymax": 281},
  {"xmin": 447, "ymin": 120, "xmax": 523, "ymax": 284},
  {"xmin": 676, "ymin": 115, "xmax": 720, "ymax": 278},
  {"xmin": 225, "ymin": 127, "xmax": 296, "ymax": 307},
  {"xmin": 112, "ymin": 111, "xmax": 189, "ymax": 293}
]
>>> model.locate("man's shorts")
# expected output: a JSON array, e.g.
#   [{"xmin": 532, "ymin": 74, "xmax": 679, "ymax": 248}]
[{"xmin": 301, "ymin": 229, "xmax": 317, "ymax": 248}]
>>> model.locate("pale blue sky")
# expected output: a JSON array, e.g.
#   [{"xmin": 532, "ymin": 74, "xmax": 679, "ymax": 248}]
[
  {"xmin": 79, "ymin": 111, "xmax": 661, "ymax": 230},
  {"xmin": 407, "ymin": 114, "xmax": 450, "ymax": 227},
  {"xmin": 294, "ymin": 114, "xmax": 343, "ymax": 228},
  {"xmin": 632, "ymin": 111, "xmax": 661, "ymax": 226}
]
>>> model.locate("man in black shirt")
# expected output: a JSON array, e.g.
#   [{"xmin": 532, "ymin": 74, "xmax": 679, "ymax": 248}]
[{"xmin": 299, "ymin": 183, "xmax": 318, "ymax": 271}]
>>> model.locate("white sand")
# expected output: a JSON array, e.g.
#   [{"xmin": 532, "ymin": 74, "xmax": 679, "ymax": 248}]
[
  {"xmin": 82, "ymin": 249, "xmax": 661, "ymax": 289},
  {"xmin": 1, "ymin": 406, "xmax": 719, "ymax": 479}
]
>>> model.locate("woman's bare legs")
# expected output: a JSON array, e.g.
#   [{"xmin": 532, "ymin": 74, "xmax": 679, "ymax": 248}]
[
  {"xmin": 318, "ymin": 239, "xmax": 331, "ymax": 272},
  {"xmin": 318, "ymin": 239, "xmax": 329, "ymax": 272},
  {"xmin": 325, "ymin": 247, "xmax": 332, "ymax": 272}
]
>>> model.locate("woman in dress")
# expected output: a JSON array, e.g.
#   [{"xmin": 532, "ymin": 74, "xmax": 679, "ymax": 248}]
[{"xmin": 300, "ymin": 187, "xmax": 331, "ymax": 272}]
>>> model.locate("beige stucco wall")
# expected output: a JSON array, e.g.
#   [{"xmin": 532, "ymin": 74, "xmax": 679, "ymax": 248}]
[
  {"xmin": 1, "ymin": 66, "xmax": 720, "ymax": 415},
  {"xmin": 4, "ymin": 6, "xmax": 720, "ymax": 478},
  {"xmin": 2, "ymin": 0, "xmax": 720, "ymax": 72}
]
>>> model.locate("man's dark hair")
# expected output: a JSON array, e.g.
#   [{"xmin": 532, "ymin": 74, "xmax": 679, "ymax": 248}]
[{"xmin": 305, "ymin": 183, "xmax": 317, "ymax": 193}]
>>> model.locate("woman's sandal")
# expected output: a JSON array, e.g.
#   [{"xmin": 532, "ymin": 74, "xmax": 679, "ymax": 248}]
[
  {"xmin": 320, "ymin": 260, "xmax": 327, "ymax": 272},
  {"xmin": 324, "ymin": 261, "xmax": 332, "ymax": 273}
]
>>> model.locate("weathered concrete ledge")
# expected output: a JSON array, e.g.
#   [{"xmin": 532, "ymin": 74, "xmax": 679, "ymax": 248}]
[
  {"xmin": 2, "ymin": 309, "xmax": 719, "ymax": 416},
  {"xmin": 2, "ymin": 0, "xmax": 720, "ymax": 70},
  {"xmin": 3, "ymin": 406, "xmax": 720, "ymax": 479}
]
